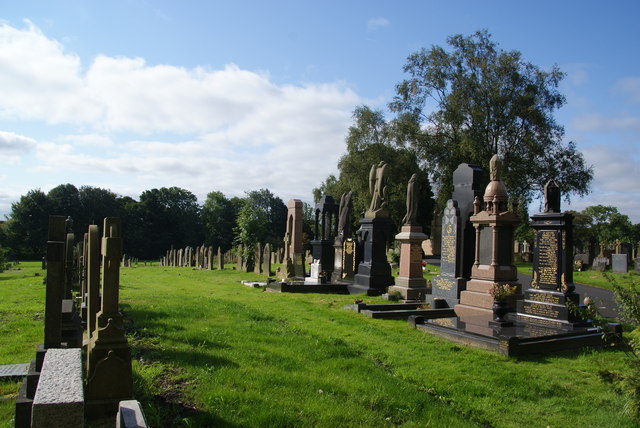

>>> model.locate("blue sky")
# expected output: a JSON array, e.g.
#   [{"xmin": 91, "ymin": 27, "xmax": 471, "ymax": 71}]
[{"xmin": 0, "ymin": 1, "xmax": 639, "ymax": 222}]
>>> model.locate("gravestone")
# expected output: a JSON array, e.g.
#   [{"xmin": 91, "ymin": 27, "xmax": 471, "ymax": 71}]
[
  {"xmin": 253, "ymin": 243, "xmax": 262, "ymax": 274},
  {"xmin": 306, "ymin": 260, "xmax": 322, "ymax": 284},
  {"xmin": 515, "ymin": 180, "xmax": 589, "ymax": 330},
  {"xmin": 311, "ymin": 195, "xmax": 339, "ymax": 278},
  {"xmin": 454, "ymin": 155, "xmax": 522, "ymax": 333},
  {"xmin": 86, "ymin": 225, "xmax": 100, "ymax": 342},
  {"xmin": 593, "ymin": 256, "xmax": 608, "ymax": 271},
  {"xmin": 85, "ymin": 217, "xmax": 133, "ymax": 417},
  {"xmin": 282, "ymin": 199, "xmax": 305, "ymax": 279},
  {"xmin": 635, "ymin": 258, "xmax": 640, "ymax": 274},
  {"xmin": 340, "ymin": 238, "xmax": 357, "ymax": 281},
  {"xmin": 332, "ymin": 191, "xmax": 353, "ymax": 283},
  {"xmin": 349, "ymin": 162, "xmax": 394, "ymax": 295},
  {"xmin": 612, "ymin": 254, "xmax": 628, "ymax": 273},
  {"xmin": 451, "ymin": 163, "xmax": 484, "ymax": 280},
  {"xmin": 217, "ymin": 247, "xmax": 223, "ymax": 270},
  {"xmin": 388, "ymin": 174, "xmax": 429, "ymax": 301},
  {"xmin": 262, "ymin": 243, "xmax": 271, "ymax": 275},
  {"xmin": 431, "ymin": 200, "xmax": 467, "ymax": 307},
  {"xmin": 44, "ymin": 216, "xmax": 66, "ymax": 353}
]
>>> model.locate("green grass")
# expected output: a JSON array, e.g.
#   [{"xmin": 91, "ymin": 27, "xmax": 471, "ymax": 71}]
[
  {"xmin": 516, "ymin": 261, "xmax": 639, "ymax": 291},
  {"xmin": 0, "ymin": 262, "xmax": 638, "ymax": 427}
]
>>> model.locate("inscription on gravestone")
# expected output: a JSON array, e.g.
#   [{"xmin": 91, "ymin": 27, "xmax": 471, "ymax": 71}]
[{"xmin": 537, "ymin": 230, "xmax": 559, "ymax": 288}]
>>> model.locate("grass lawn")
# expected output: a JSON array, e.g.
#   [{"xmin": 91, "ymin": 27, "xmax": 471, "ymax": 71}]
[
  {"xmin": 516, "ymin": 261, "xmax": 639, "ymax": 291},
  {"xmin": 0, "ymin": 261, "xmax": 638, "ymax": 427}
]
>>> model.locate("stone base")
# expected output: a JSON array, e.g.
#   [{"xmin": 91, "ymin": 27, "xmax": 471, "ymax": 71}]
[
  {"xmin": 431, "ymin": 275, "xmax": 467, "ymax": 308},
  {"xmin": 388, "ymin": 276, "xmax": 429, "ymax": 301}
]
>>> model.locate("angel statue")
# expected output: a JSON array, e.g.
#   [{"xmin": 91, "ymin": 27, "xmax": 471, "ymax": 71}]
[
  {"xmin": 337, "ymin": 191, "xmax": 354, "ymax": 237},
  {"xmin": 402, "ymin": 173, "xmax": 419, "ymax": 226},
  {"xmin": 365, "ymin": 161, "xmax": 389, "ymax": 219}
]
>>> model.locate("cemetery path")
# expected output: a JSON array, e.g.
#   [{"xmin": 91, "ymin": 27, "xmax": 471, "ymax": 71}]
[{"xmin": 517, "ymin": 272, "xmax": 620, "ymax": 319}]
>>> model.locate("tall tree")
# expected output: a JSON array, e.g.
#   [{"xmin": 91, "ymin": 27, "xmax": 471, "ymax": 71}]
[
  {"xmin": 390, "ymin": 30, "xmax": 593, "ymax": 206},
  {"xmin": 314, "ymin": 106, "xmax": 434, "ymax": 233},
  {"xmin": 2, "ymin": 189, "xmax": 50, "ymax": 258},
  {"xmin": 234, "ymin": 189, "xmax": 286, "ymax": 253},
  {"xmin": 202, "ymin": 191, "xmax": 239, "ymax": 252},
  {"xmin": 137, "ymin": 187, "xmax": 203, "ymax": 258}
]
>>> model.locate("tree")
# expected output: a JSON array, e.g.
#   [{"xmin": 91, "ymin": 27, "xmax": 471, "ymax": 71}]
[
  {"xmin": 2, "ymin": 189, "xmax": 50, "ymax": 259},
  {"xmin": 234, "ymin": 189, "xmax": 286, "ymax": 253},
  {"xmin": 581, "ymin": 205, "xmax": 633, "ymax": 250},
  {"xmin": 137, "ymin": 187, "xmax": 203, "ymax": 258},
  {"xmin": 390, "ymin": 30, "xmax": 593, "ymax": 207},
  {"xmin": 202, "ymin": 191, "xmax": 239, "ymax": 252},
  {"xmin": 314, "ymin": 106, "xmax": 434, "ymax": 233}
]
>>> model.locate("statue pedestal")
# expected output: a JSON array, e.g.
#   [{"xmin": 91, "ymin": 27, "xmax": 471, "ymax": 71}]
[
  {"xmin": 388, "ymin": 225, "xmax": 429, "ymax": 301},
  {"xmin": 349, "ymin": 218, "xmax": 394, "ymax": 295}
]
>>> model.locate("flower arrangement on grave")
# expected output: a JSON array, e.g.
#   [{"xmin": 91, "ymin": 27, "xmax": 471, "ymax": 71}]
[{"xmin": 489, "ymin": 282, "xmax": 518, "ymax": 302}]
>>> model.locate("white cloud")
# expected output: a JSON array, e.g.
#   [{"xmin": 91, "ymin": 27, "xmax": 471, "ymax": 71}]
[
  {"xmin": 367, "ymin": 18, "xmax": 390, "ymax": 31},
  {"xmin": 615, "ymin": 77, "xmax": 640, "ymax": 103},
  {"xmin": 571, "ymin": 114, "xmax": 640, "ymax": 133},
  {"xmin": 0, "ymin": 131, "xmax": 36, "ymax": 153},
  {"xmin": 0, "ymin": 21, "xmax": 362, "ymax": 213}
]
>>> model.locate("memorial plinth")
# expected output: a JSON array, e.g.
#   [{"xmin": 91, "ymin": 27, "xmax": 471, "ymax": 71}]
[
  {"xmin": 514, "ymin": 198, "xmax": 588, "ymax": 330},
  {"xmin": 388, "ymin": 225, "xmax": 429, "ymax": 301},
  {"xmin": 349, "ymin": 218, "xmax": 394, "ymax": 295}
]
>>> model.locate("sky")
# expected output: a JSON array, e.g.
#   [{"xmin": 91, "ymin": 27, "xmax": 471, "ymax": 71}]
[{"xmin": 0, "ymin": 1, "xmax": 639, "ymax": 222}]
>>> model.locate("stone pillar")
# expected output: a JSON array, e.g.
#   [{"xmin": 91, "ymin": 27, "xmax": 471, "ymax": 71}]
[
  {"xmin": 85, "ymin": 217, "xmax": 133, "ymax": 418},
  {"xmin": 388, "ymin": 225, "xmax": 428, "ymax": 301},
  {"xmin": 262, "ymin": 243, "xmax": 271, "ymax": 276},
  {"xmin": 311, "ymin": 195, "xmax": 339, "ymax": 279},
  {"xmin": 86, "ymin": 225, "xmax": 100, "ymax": 342},
  {"xmin": 217, "ymin": 247, "xmax": 223, "ymax": 270},
  {"xmin": 44, "ymin": 216, "xmax": 66, "ymax": 352},
  {"xmin": 253, "ymin": 243, "xmax": 262, "ymax": 274}
]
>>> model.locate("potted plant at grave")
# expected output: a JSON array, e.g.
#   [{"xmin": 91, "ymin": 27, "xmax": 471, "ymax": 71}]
[{"xmin": 489, "ymin": 282, "xmax": 518, "ymax": 323}]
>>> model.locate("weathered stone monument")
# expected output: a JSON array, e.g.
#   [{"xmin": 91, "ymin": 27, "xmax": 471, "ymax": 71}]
[
  {"xmin": 311, "ymin": 195, "xmax": 339, "ymax": 278},
  {"xmin": 279, "ymin": 199, "xmax": 305, "ymax": 279},
  {"xmin": 454, "ymin": 155, "xmax": 522, "ymax": 332},
  {"xmin": 349, "ymin": 162, "xmax": 394, "ymax": 295},
  {"xmin": 217, "ymin": 247, "xmax": 223, "ymax": 270},
  {"xmin": 332, "ymin": 191, "xmax": 354, "ymax": 283},
  {"xmin": 388, "ymin": 174, "xmax": 429, "ymax": 301},
  {"xmin": 514, "ymin": 181, "xmax": 588, "ymax": 330},
  {"xmin": 86, "ymin": 225, "xmax": 100, "ymax": 343},
  {"xmin": 85, "ymin": 217, "xmax": 133, "ymax": 417},
  {"xmin": 253, "ymin": 243, "xmax": 262, "ymax": 274},
  {"xmin": 612, "ymin": 253, "xmax": 628, "ymax": 273},
  {"xmin": 262, "ymin": 243, "xmax": 271, "ymax": 276}
]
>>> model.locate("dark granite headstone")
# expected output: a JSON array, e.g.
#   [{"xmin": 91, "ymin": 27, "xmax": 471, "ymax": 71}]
[
  {"xmin": 515, "ymin": 181, "xmax": 587, "ymax": 330},
  {"xmin": 451, "ymin": 163, "xmax": 483, "ymax": 280},
  {"xmin": 349, "ymin": 218, "xmax": 394, "ymax": 295},
  {"xmin": 432, "ymin": 200, "xmax": 467, "ymax": 307},
  {"xmin": 612, "ymin": 254, "xmax": 627, "ymax": 273},
  {"xmin": 311, "ymin": 195, "xmax": 338, "ymax": 277}
]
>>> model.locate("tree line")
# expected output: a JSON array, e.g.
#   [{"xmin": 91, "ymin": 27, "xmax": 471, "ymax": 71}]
[{"xmin": 0, "ymin": 185, "xmax": 290, "ymax": 260}]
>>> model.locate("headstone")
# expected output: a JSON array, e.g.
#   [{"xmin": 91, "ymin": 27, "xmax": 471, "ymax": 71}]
[
  {"xmin": 64, "ymin": 228, "xmax": 75, "ymax": 299},
  {"xmin": 44, "ymin": 216, "xmax": 66, "ymax": 352},
  {"xmin": 332, "ymin": 191, "xmax": 353, "ymax": 283},
  {"xmin": 217, "ymin": 247, "xmax": 223, "ymax": 270},
  {"xmin": 388, "ymin": 174, "xmax": 429, "ymax": 301},
  {"xmin": 280, "ymin": 199, "xmax": 305, "ymax": 279},
  {"xmin": 454, "ymin": 155, "xmax": 522, "ymax": 333},
  {"xmin": 635, "ymin": 258, "xmax": 640, "ymax": 274},
  {"xmin": 340, "ymin": 238, "xmax": 357, "ymax": 281},
  {"xmin": 253, "ymin": 243, "xmax": 262, "ymax": 274},
  {"xmin": 431, "ymin": 200, "xmax": 467, "ymax": 307},
  {"xmin": 306, "ymin": 259, "xmax": 321, "ymax": 284},
  {"xmin": 262, "ymin": 243, "xmax": 271, "ymax": 276},
  {"xmin": 85, "ymin": 217, "xmax": 133, "ymax": 418},
  {"xmin": 612, "ymin": 254, "xmax": 628, "ymax": 273},
  {"xmin": 86, "ymin": 225, "xmax": 100, "ymax": 341},
  {"xmin": 592, "ymin": 256, "xmax": 608, "ymax": 272},
  {"xmin": 116, "ymin": 400, "xmax": 149, "ymax": 428},
  {"xmin": 515, "ymin": 180, "xmax": 589, "ymax": 331},
  {"xmin": 451, "ymin": 163, "xmax": 484, "ymax": 280},
  {"xmin": 349, "ymin": 162, "xmax": 394, "ymax": 295},
  {"xmin": 31, "ymin": 348, "xmax": 83, "ymax": 428},
  {"xmin": 311, "ymin": 195, "xmax": 338, "ymax": 278}
]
